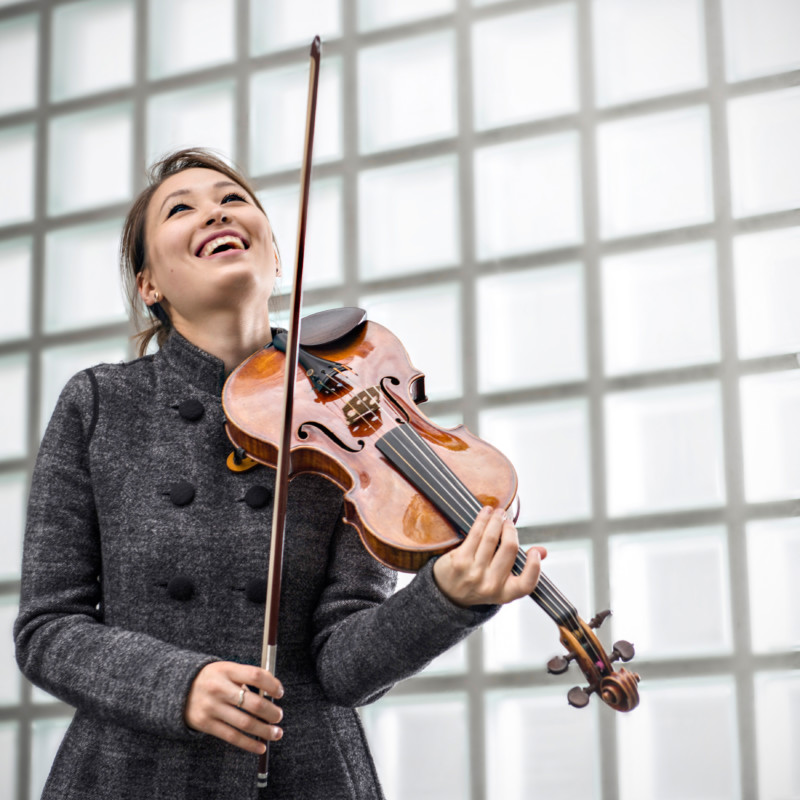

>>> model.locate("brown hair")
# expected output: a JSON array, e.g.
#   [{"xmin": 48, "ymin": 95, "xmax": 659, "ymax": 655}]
[{"xmin": 120, "ymin": 148, "xmax": 279, "ymax": 356}]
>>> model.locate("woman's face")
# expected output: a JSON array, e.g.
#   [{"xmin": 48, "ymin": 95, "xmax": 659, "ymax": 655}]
[{"xmin": 138, "ymin": 167, "xmax": 279, "ymax": 323}]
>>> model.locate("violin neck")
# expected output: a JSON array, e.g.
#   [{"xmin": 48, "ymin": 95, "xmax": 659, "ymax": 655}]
[{"xmin": 375, "ymin": 424, "xmax": 578, "ymax": 626}]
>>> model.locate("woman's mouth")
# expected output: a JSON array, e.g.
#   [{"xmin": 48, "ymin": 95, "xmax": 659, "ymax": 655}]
[{"xmin": 196, "ymin": 234, "xmax": 249, "ymax": 258}]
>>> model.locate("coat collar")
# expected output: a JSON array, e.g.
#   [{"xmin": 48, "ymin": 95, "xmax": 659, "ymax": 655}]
[{"xmin": 159, "ymin": 331, "xmax": 228, "ymax": 396}]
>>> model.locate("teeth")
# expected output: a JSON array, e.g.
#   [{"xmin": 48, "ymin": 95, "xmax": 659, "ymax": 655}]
[{"xmin": 199, "ymin": 235, "xmax": 246, "ymax": 258}]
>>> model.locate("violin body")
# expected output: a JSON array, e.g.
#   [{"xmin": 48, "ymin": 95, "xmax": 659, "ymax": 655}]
[{"xmin": 223, "ymin": 319, "xmax": 518, "ymax": 572}]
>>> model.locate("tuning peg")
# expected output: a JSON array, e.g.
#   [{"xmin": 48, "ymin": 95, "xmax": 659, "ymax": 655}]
[
  {"xmin": 610, "ymin": 640, "xmax": 635, "ymax": 663},
  {"xmin": 547, "ymin": 654, "xmax": 575, "ymax": 675},
  {"xmin": 588, "ymin": 609, "xmax": 612, "ymax": 629},
  {"xmin": 567, "ymin": 685, "xmax": 594, "ymax": 708}
]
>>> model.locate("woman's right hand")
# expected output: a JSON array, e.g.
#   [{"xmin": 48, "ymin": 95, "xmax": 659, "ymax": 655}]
[{"xmin": 185, "ymin": 661, "xmax": 284, "ymax": 754}]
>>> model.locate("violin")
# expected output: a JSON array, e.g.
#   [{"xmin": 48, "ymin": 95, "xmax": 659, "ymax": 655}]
[{"xmin": 222, "ymin": 310, "xmax": 640, "ymax": 713}]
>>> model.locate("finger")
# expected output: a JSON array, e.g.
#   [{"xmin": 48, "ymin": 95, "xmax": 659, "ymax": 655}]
[
  {"xmin": 216, "ymin": 702, "xmax": 283, "ymax": 745},
  {"xmin": 225, "ymin": 664, "xmax": 284, "ymax": 700},
  {"xmin": 472, "ymin": 507, "xmax": 507, "ymax": 565},
  {"xmin": 238, "ymin": 688, "xmax": 284, "ymax": 725},
  {"xmin": 457, "ymin": 505, "xmax": 493, "ymax": 558},
  {"xmin": 205, "ymin": 718, "xmax": 281, "ymax": 755},
  {"xmin": 500, "ymin": 544, "xmax": 543, "ymax": 603}
]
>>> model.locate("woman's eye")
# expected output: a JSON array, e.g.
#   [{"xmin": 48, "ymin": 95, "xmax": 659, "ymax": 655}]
[
  {"xmin": 222, "ymin": 192, "xmax": 247, "ymax": 204},
  {"xmin": 167, "ymin": 203, "xmax": 190, "ymax": 218}
]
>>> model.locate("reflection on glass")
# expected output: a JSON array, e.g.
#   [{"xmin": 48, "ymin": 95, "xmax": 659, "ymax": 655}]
[
  {"xmin": 45, "ymin": 221, "xmax": 127, "ymax": 333},
  {"xmin": 605, "ymin": 382, "xmax": 725, "ymax": 516},
  {"xmin": 593, "ymin": 0, "xmax": 706, "ymax": 107},
  {"xmin": 477, "ymin": 263, "xmax": 586, "ymax": 391},
  {"xmin": 0, "ymin": 238, "xmax": 31, "ymax": 342},
  {"xmin": 258, "ymin": 178, "xmax": 343, "ymax": 292},
  {"xmin": 754, "ymin": 671, "xmax": 800, "ymax": 800},
  {"xmin": 473, "ymin": 3, "xmax": 577, "ymax": 130},
  {"xmin": 484, "ymin": 542, "xmax": 592, "ymax": 671},
  {"xmin": 598, "ymin": 106, "xmax": 712, "ymax": 239},
  {"xmin": 362, "ymin": 694, "xmax": 469, "ymax": 800},
  {"xmin": 250, "ymin": 58, "xmax": 342, "ymax": 174},
  {"xmin": 617, "ymin": 678, "xmax": 739, "ymax": 800},
  {"xmin": 747, "ymin": 519, "xmax": 800, "ymax": 653},
  {"xmin": 359, "ymin": 0, "xmax": 453, "ymax": 31},
  {"xmin": 734, "ymin": 227, "xmax": 800, "ymax": 358},
  {"xmin": 480, "ymin": 400, "xmax": 592, "ymax": 526},
  {"xmin": 740, "ymin": 371, "xmax": 800, "ymax": 503},
  {"xmin": 0, "ymin": 125, "xmax": 35, "ymax": 227},
  {"xmin": 147, "ymin": 83, "xmax": 235, "ymax": 167},
  {"xmin": 723, "ymin": 0, "xmax": 800, "ymax": 81},
  {"xmin": 31, "ymin": 718, "xmax": 73, "ymax": 800},
  {"xmin": 0, "ymin": 472, "xmax": 26, "ymax": 581},
  {"xmin": 148, "ymin": 0, "xmax": 235, "ymax": 79},
  {"xmin": 728, "ymin": 87, "xmax": 800, "ymax": 218},
  {"xmin": 359, "ymin": 32, "xmax": 456, "ymax": 154},
  {"xmin": 48, "ymin": 105, "xmax": 132, "ymax": 216},
  {"xmin": 360, "ymin": 284, "xmax": 461, "ymax": 401},
  {"xmin": 610, "ymin": 527, "xmax": 732, "ymax": 659},
  {"xmin": 251, "ymin": 0, "xmax": 341, "ymax": 54},
  {"xmin": 359, "ymin": 157, "xmax": 459, "ymax": 279},
  {"xmin": 0, "ymin": 355, "xmax": 28, "ymax": 461},
  {"xmin": 486, "ymin": 688, "xmax": 600, "ymax": 800},
  {"xmin": 40, "ymin": 339, "xmax": 129, "ymax": 438},
  {"xmin": 602, "ymin": 241, "xmax": 719, "ymax": 375},
  {"xmin": 51, "ymin": 0, "xmax": 133, "ymax": 101},
  {"xmin": 0, "ymin": 15, "xmax": 37, "ymax": 115},
  {"xmin": 474, "ymin": 133, "xmax": 582, "ymax": 259},
  {"xmin": 0, "ymin": 597, "xmax": 20, "ymax": 706}
]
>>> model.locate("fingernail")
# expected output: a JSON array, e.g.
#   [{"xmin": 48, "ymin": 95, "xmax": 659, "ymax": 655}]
[
  {"xmin": 274, "ymin": 727, "xmax": 283, "ymax": 740},
  {"xmin": 276, "ymin": 684, "xmax": 284, "ymax": 699},
  {"xmin": 482, "ymin": 506, "xmax": 492, "ymax": 516}
]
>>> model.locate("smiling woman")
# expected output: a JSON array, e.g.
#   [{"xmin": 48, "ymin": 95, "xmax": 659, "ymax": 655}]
[{"xmin": 13, "ymin": 147, "xmax": 545, "ymax": 800}]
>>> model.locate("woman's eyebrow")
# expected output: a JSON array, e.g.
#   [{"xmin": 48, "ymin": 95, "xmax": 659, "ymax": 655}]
[{"xmin": 158, "ymin": 181, "xmax": 244, "ymax": 214}]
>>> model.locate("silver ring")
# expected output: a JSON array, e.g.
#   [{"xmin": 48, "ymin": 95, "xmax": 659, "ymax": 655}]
[{"xmin": 236, "ymin": 685, "xmax": 246, "ymax": 709}]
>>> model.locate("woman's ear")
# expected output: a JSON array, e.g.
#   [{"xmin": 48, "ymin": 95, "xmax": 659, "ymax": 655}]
[{"xmin": 136, "ymin": 269, "xmax": 158, "ymax": 307}]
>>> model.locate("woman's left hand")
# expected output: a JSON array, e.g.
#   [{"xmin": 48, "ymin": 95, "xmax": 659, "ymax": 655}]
[{"xmin": 432, "ymin": 506, "xmax": 546, "ymax": 608}]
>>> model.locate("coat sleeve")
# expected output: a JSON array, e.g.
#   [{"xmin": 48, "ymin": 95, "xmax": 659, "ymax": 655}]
[
  {"xmin": 14, "ymin": 371, "xmax": 217, "ymax": 740},
  {"xmin": 310, "ymin": 516, "xmax": 498, "ymax": 707}
]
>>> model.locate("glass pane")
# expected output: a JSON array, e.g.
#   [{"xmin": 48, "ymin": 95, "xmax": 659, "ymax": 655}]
[
  {"xmin": 598, "ymin": 106, "xmax": 712, "ymax": 239},
  {"xmin": 0, "ymin": 355, "xmax": 28, "ymax": 461},
  {"xmin": 0, "ymin": 125, "xmax": 35, "ymax": 227},
  {"xmin": 359, "ymin": 32, "xmax": 456, "ymax": 154},
  {"xmin": 40, "ymin": 339, "xmax": 129, "ymax": 437},
  {"xmin": 359, "ymin": 0, "xmax": 453, "ymax": 31},
  {"xmin": 147, "ymin": 82, "xmax": 235, "ymax": 167},
  {"xmin": 480, "ymin": 400, "xmax": 592, "ymax": 526},
  {"xmin": 250, "ymin": 58, "xmax": 342, "ymax": 174},
  {"xmin": 486, "ymin": 688, "xmax": 600, "ymax": 800},
  {"xmin": 0, "ymin": 596, "xmax": 20, "ymax": 706},
  {"xmin": 473, "ymin": 3, "xmax": 577, "ymax": 131},
  {"xmin": 610, "ymin": 527, "xmax": 732, "ymax": 659},
  {"xmin": 728, "ymin": 87, "xmax": 800, "ymax": 218},
  {"xmin": 51, "ymin": 0, "xmax": 134, "ymax": 101},
  {"xmin": 148, "ymin": 0, "xmax": 235, "ymax": 79},
  {"xmin": 31, "ymin": 717, "xmax": 72, "ymax": 800},
  {"xmin": 258, "ymin": 177, "xmax": 343, "ymax": 292},
  {"xmin": 593, "ymin": 0, "xmax": 706, "ymax": 107},
  {"xmin": 735, "ymin": 227, "xmax": 800, "ymax": 359},
  {"xmin": 45, "ymin": 220, "xmax": 127, "ymax": 333},
  {"xmin": 740, "ymin": 371, "xmax": 800, "ymax": 503},
  {"xmin": 477, "ymin": 263, "xmax": 586, "ymax": 392},
  {"xmin": 359, "ymin": 284, "xmax": 461, "ymax": 401},
  {"xmin": 362, "ymin": 694, "xmax": 469, "ymax": 800},
  {"xmin": 251, "ymin": 0, "xmax": 341, "ymax": 54},
  {"xmin": 48, "ymin": 105, "xmax": 132, "ymax": 216},
  {"xmin": 0, "ymin": 14, "xmax": 37, "ymax": 114},
  {"xmin": 0, "ymin": 472, "xmax": 26, "ymax": 581},
  {"xmin": 605, "ymin": 382, "xmax": 726, "ymax": 516},
  {"xmin": 475, "ymin": 133, "xmax": 582, "ymax": 260},
  {"xmin": 484, "ymin": 541, "xmax": 592, "ymax": 671},
  {"xmin": 359, "ymin": 156, "xmax": 459, "ymax": 279},
  {"xmin": 723, "ymin": 0, "xmax": 800, "ymax": 81},
  {"xmin": 755, "ymin": 671, "xmax": 800, "ymax": 800},
  {"xmin": 747, "ymin": 519, "xmax": 800, "ymax": 653},
  {"xmin": 617, "ymin": 678, "xmax": 740, "ymax": 800},
  {"xmin": 602, "ymin": 241, "xmax": 719, "ymax": 376},
  {"xmin": 0, "ymin": 722, "xmax": 16, "ymax": 799},
  {"xmin": 0, "ymin": 238, "xmax": 32, "ymax": 341}
]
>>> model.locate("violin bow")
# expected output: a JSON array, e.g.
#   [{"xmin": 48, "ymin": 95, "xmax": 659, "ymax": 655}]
[{"xmin": 258, "ymin": 35, "xmax": 321, "ymax": 790}]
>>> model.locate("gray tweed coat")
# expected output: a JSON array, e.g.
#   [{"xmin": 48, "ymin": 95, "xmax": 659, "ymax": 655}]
[{"xmin": 15, "ymin": 332, "xmax": 495, "ymax": 800}]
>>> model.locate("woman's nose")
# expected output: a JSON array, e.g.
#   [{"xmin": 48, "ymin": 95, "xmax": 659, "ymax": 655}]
[{"xmin": 205, "ymin": 209, "xmax": 229, "ymax": 225}]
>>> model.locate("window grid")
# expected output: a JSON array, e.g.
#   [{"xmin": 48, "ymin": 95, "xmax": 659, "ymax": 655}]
[{"xmin": 0, "ymin": 0, "xmax": 798, "ymax": 798}]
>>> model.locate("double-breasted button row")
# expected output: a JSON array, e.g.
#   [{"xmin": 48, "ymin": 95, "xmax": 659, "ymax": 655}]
[
  {"xmin": 164, "ymin": 574, "xmax": 266, "ymax": 604},
  {"xmin": 163, "ymin": 482, "xmax": 273, "ymax": 508}
]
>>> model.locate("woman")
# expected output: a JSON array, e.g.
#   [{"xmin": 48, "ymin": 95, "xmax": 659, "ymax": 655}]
[{"xmin": 15, "ymin": 148, "xmax": 545, "ymax": 799}]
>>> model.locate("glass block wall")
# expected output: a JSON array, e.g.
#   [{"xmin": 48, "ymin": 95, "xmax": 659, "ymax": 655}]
[{"xmin": 1, "ymin": 0, "xmax": 798, "ymax": 798}]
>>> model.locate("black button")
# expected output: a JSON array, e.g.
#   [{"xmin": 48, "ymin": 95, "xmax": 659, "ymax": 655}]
[
  {"xmin": 177, "ymin": 399, "xmax": 204, "ymax": 422},
  {"xmin": 167, "ymin": 575, "xmax": 195, "ymax": 601},
  {"xmin": 170, "ymin": 481, "xmax": 195, "ymax": 506},
  {"xmin": 244, "ymin": 485, "xmax": 271, "ymax": 509},
  {"xmin": 245, "ymin": 577, "xmax": 267, "ymax": 604}
]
